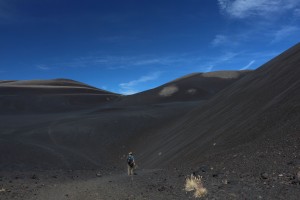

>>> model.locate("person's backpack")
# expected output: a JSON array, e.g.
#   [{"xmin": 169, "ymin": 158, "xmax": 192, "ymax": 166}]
[{"xmin": 127, "ymin": 155, "xmax": 134, "ymax": 167}]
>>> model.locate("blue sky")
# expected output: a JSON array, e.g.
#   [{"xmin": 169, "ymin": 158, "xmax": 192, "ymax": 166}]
[{"xmin": 0, "ymin": 0, "xmax": 299, "ymax": 94}]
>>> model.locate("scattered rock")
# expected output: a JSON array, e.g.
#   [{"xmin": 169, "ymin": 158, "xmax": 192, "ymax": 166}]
[
  {"xmin": 291, "ymin": 180, "xmax": 299, "ymax": 185},
  {"xmin": 193, "ymin": 165, "xmax": 209, "ymax": 175},
  {"xmin": 199, "ymin": 165, "xmax": 209, "ymax": 173},
  {"xmin": 287, "ymin": 159, "xmax": 300, "ymax": 167},
  {"xmin": 297, "ymin": 171, "xmax": 300, "ymax": 180},
  {"xmin": 52, "ymin": 175, "xmax": 57, "ymax": 179},
  {"xmin": 287, "ymin": 173, "xmax": 295, "ymax": 180},
  {"xmin": 0, "ymin": 188, "xmax": 6, "ymax": 193},
  {"xmin": 222, "ymin": 179, "xmax": 228, "ymax": 184},
  {"xmin": 212, "ymin": 173, "xmax": 218, "ymax": 178},
  {"xmin": 96, "ymin": 173, "xmax": 102, "ymax": 177},
  {"xmin": 212, "ymin": 172, "xmax": 224, "ymax": 178},
  {"xmin": 31, "ymin": 174, "xmax": 38, "ymax": 180},
  {"xmin": 227, "ymin": 180, "xmax": 238, "ymax": 185},
  {"xmin": 261, "ymin": 173, "xmax": 268, "ymax": 179},
  {"xmin": 292, "ymin": 171, "xmax": 300, "ymax": 185},
  {"xmin": 158, "ymin": 186, "xmax": 166, "ymax": 192}
]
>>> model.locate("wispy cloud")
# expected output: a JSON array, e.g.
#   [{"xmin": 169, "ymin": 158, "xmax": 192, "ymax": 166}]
[
  {"xmin": 37, "ymin": 65, "xmax": 51, "ymax": 71},
  {"xmin": 240, "ymin": 60, "xmax": 255, "ymax": 70},
  {"xmin": 204, "ymin": 66, "xmax": 214, "ymax": 72},
  {"xmin": 216, "ymin": 0, "xmax": 300, "ymax": 49},
  {"xmin": 119, "ymin": 71, "xmax": 161, "ymax": 95},
  {"xmin": 218, "ymin": 0, "xmax": 300, "ymax": 19},
  {"xmin": 67, "ymin": 55, "xmax": 177, "ymax": 69},
  {"xmin": 217, "ymin": 52, "xmax": 239, "ymax": 63},
  {"xmin": 198, "ymin": 52, "xmax": 238, "ymax": 72},
  {"xmin": 211, "ymin": 31, "xmax": 255, "ymax": 48},
  {"xmin": 101, "ymin": 85, "xmax": 108, "ymax": 90},
  {"xmin": 271, "ymin": 25, "xmax": 300, "ymax": 43},
  {"xmin": 211, "ymin": 34, "xmax": 228, "ymax": 47},
  {"xmin": 133, "ymin": 58, "xmax": 165, "ymax": 66},
  {"xmin": 53, "ymin": 53, "xmax": 202, "ymax": 72}
]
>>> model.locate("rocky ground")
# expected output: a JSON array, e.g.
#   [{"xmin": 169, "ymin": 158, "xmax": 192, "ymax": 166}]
[
  {"xmin": 1, "ymin": 157, "xmax": 299, "ymax": 200},
  {"xmin": 1, "ymin": 125, "xmax": 299, "ymax": 200}
]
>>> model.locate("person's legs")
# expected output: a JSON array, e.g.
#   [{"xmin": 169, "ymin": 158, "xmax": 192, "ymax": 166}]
[
  {"xmin": 130, "ymin": 166, "xmax": 133, "ymax": 175},
  {"xmin": 127, "ymin": 165, "xmax": 131, "ymax": 175}
]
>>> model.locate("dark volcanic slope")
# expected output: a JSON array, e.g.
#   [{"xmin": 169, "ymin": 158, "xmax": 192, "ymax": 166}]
[
  {"xmin": 1, "ymin": 71, "xmax": 249, "ymax": 169},
  {"xmin": 116, "ymin": 70, "xmax": 250, "ymax": 106},
  {"xmin": 136, "ymin": 43, "xmax": 300, "ymax": 168},
  {"xmin": 0, "ymin": 79, "xmax": 120, "ymax": 113},
  {"xmin": 0, "ymin": 72, "xmax": 249, "ymax": 170},
  {"xmin": 1, "ymin": 43, "xmax": 299, "ymax": 174}
]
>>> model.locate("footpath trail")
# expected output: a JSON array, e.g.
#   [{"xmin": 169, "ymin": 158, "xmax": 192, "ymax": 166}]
[
  {"xmin": 26, "ymin": 169, "xmax": 190, "ymax": 200},
  {"xmin": 2, "ymin": 163, "xmax": 300, "ymax": 200}
]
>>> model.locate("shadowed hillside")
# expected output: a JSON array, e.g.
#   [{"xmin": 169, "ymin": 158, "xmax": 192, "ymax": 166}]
[
  {"xmin": 1, "ymin": 43, "xmax": 300, "ymax": 200},
  {"xmin": 0, "ymin": 44, "xmax": 299, "ymax": 173},
  {"xmin": 0, "ymin": 72, "xmax": 249, "ymax": 170},
  {"xmin": 0, "ymin": 79, "xmax": 120, "ymax": 113},
  {"xmin": 116, "ymin": 70, "xmax": 251, "ymax": 106},
  {"xmin": 135, "ymin": 43, "xmax": 300, "ymax": 168}
]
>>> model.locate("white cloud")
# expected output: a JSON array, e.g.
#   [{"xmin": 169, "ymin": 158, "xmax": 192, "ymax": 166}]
[
  {"xmin": 119, "ymin": 71, "xmax": 161, "ymax": 95},
  {"xmin": 120, "ymin": 89, "xmax": 139, "ymax": 95},
  {"xmin": 211, "ymin": 35, "xmax": 228, "ymax": 47},
  {"xmin": 101, "ymin": 85, "xmax": 108, "ymax": 90},
  {"xmin": 205, "ymin": 66, "xmax": 214, "ymax": 72},
  {"xmin": 218, "ymin": 0, "xmax": 300, "ymax": 19},
  {"xmin": 37, "ymin": 65, "xmax": 50, "ymax": 70},
  {"xmin": 198, "ymin": 52, "xmax": 238, "ymax": 72},
  {"xmin": 66, "ymin": 54, "xmax": 186, "ymax": 70},
  {"xmin": 240, "ymin": 60, "xmax": 255, "ymax": 70},
  {"xmin": 272, "ymin": 25, "xmax": 300, "ymax": 43},
  {"xmin": 218, "ymin": 52, "xmax": 238, "ymax": 62},
  {"xmin": 133, "ymin": 58, "xmax": 163, "ymax": 66}
]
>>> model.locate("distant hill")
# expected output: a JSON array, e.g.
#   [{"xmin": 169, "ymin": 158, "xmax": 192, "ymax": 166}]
[
  {"xmin": 0, "ymin": 79, "xmax": 120, "ymax": 113},
  {"xmin": 117, "ymin": 70, "xmax": 251, "ymax": 106}
]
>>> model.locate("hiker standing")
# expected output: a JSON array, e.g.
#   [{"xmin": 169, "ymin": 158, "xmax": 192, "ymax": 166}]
[{"xmin": 127, "ymin": 152, "xmax": 135, "ymax": 175}]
